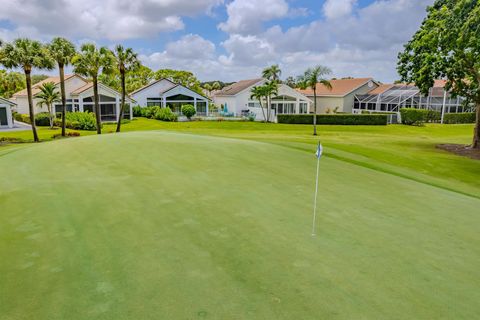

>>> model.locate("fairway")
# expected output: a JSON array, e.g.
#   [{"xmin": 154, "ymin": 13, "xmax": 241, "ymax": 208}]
[{"xmin": 1, "ymin": 132, "xmax": 479, "ymax": 319}]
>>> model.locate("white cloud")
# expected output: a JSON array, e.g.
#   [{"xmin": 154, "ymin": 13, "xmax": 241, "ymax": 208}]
[
  {"xmin": 0, "ymin": 0, "xmax": 222, "ymax": 40},
  {"xmin": 323, "ymin": 0, "xmax": 357, "ymax": 19},
  {"xmin": 218, "ymin": 0, "xmax": 289, "ymax": 35}
]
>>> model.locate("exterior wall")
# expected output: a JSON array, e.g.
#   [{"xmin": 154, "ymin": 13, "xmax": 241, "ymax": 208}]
[
  {"xmin": 0, "ymin": 104, "xmax": 13, "ymax": 128},
  {"xmin": 13, "ymin": 76, "xmax": 89, "ymax": 115},
  {"xmin": 212, "ymin": 96, "xmax": 238, "ymax": 115},
  {"xmin": 308, "ymin": 81, "xmax": 378, "ymax": 114},
  {"xmin": 131, "ymin": 80, "xmax": 176, "ymax": 107}
]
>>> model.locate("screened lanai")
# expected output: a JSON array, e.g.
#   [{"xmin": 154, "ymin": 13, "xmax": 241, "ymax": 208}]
[{"xmin": 354, "ymin": 84, "xmax": 471, "ymax": 114}]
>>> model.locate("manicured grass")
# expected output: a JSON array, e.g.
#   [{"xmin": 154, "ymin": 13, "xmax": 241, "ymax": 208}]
[{"xmin": 0, "ymin": 131, "xmax": 479, "ymax": 319}]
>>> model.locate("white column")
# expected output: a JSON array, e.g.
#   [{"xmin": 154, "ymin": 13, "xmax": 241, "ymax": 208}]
[
  {"xmin": 79, "ymin": 98, "xmax": 84, "ymax": 112},
  {"xmin": 115, "ymin": 96, "xmax": 120, "ymax": 121},
  {"xmin": 194, "ymin": 97, "xmax": 197, "ymax": 114},
  {"xmin": 6, "ymin": 105, "xmax": 13, "ymax": 128},
  {"xmin": 206, "ymin": 100, "xmax": 209, "ymax": 116},
  {"xmin": 441, "ymin": 89, "xmax": 447, "ymax": 124},
  {"xmin": 296, "ymin": 98, "xmax": 300, "ymax": 114}
]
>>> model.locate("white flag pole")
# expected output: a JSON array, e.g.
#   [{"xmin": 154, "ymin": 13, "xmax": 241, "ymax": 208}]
[{"xmin": 312, "ymin": 142, "xmax": 321, "ymax": 236}]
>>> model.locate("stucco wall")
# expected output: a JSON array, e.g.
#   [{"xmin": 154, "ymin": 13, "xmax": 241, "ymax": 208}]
[{"xmin": 131, "ymin": 80, "xmax": 176, "ymax": 107}]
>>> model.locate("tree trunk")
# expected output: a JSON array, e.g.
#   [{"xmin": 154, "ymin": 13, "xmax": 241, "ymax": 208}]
[
  {"xmin": 259, "ymin": 98, "xmax": 266, "ymax": 123},
  {"xmin": 472, "ymin": 100, "xmax": 480, "ymax": 149},
  {"xmin": 48, "ymin": 104, "xmax": 53, "ymax": 129},
  {"xmin": 313, "ymin": 88, "xmax": 317, "ymax": 136},
  {"xmin": 59, "ymin": 64, "xmax": 67, "ymax": 137},
  {"xmin": 93, "ymin": 76, "xmax": 102, "ymax": 134},
  {"xmin": 116, "ymin": 70, "xmax": 126, "ymax": 133},
  {"xmin": 25, "ymin": 69, "xmax": 39, "ymax": 142}
]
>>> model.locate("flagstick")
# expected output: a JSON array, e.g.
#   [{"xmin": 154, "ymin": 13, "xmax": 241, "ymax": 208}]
[{"xmin": 311, "ymin": 151, "xmax": 320, "ymax": 236}]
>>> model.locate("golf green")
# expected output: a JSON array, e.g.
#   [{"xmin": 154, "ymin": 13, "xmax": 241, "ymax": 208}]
[{"xmin": 1, "ymin": 132, "xmax": 479, "ymax": 319}]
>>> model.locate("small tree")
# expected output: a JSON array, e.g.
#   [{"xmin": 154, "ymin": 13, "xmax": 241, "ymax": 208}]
[
  {"xmin": 181, "ymin": 104, "xmax": 196, "ymax": 120},
  {"xmin": 250, "ymin": 85, "xmax": 268, "ymax": 122},
  {"xmin": 397, "ymin": 0, "xmax": 480, "ymax": 149},
  {"xmin": 297, "ymin": 66, "xmax": 332, "ymax": 135},
  {"xmin": 36, "ymin": 82, "xmax": 60, "ymax": 128}
]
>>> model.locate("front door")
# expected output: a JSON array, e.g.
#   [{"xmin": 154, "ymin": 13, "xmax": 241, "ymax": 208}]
[{"xmin": 0, "ymin": 107, "xmax": 8, "ymax": 126}]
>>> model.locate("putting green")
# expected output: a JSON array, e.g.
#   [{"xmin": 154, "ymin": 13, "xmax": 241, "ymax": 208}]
[{"xmin": 0, "ymin": 132, "xmax": 479, "ymax": 319}]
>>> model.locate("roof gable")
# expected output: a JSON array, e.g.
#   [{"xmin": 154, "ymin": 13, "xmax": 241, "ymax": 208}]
[
  {"xmin": 130, "ymin": 78, "xmax": 177, "ymax": 95},
  {"xmin": 0, "ymin": 97, "xmax": 16, "ymax": 106},
  {"xmin": 214, "ymin": 78, "xmax": 264, "ymax": 96},
  {"xmin": 12, "ymin": 74, "xmax": 80, "ymax": 97},
  {"xmin": 297, "ymin": 78, "xmax": 376, "ymax": 97}
]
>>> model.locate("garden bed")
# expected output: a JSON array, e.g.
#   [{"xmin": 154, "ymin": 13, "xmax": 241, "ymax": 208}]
[{"xmin": 437, "ymin": 144, "xmax": 480, "ymax": 160}]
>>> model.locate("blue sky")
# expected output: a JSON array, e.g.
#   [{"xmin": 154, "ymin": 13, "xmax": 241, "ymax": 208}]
[{"xmin": 0, "ymin": 0, "xmax": 434, "ymax": 82}]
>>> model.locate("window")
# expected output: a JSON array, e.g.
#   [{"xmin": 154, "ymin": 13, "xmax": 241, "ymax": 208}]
[
  {"xmin": 166, "ymin": 94, "xmax": 194, "ymax": 101},
  {"xmin": 147, "ymin": 98, "xmax": 162, "ymax": 107},
  {"xmin": 299, "ymin": 103, "xmax": 308, "ymax": 114},
  {"xmin": 0, "ymin": 107, "xmax": 7, "ymax": 126},
  {"xmin": 197, "ymin": 102, "xmax": 207, "ymax": 114}
]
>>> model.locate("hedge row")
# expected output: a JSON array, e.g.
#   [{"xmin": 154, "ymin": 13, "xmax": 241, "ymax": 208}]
[
  {"xmin": 400, "ymin": 108, "xmax": 441, "ymax": 125},
  {"xmin": 132, "ymin": 106, "xmax": 178, "ymax": 122},
  {"xmin": 443, "ymin": 112, "xmax": 476, "ymax": 124},
  {"xmin": 277, "ymin": 114, "xmax": 388, "ymax": 125},
  {"xmin": 14, "ymin": 112, "xmax": 98, "ymax": 130}
]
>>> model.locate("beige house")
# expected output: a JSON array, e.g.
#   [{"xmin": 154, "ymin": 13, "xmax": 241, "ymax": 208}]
[
  {"xmin": 11, "ymin": 74, "xmax": 134, "ymax": 122},
  {"xmin": 296, "ymin": 78, "xmax": 379, "ymax": 114}
]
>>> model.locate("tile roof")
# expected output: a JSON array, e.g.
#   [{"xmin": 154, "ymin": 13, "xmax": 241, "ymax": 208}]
[
  {"xmin": 367, "ymin": 84, "xmax": 395, "ymax": 95},
  {"xmin": 214, "ymin": 78, "xmax": 263, "ymax": 96},
  {"xmin": 13, "ymin": 74, "xmax": 76, "ymax": 97},
  {"xmin": 297, "ymin": 78, "xmax": 374, "ymax": 97}
]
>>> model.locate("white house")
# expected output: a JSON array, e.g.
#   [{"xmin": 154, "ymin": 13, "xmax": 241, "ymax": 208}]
[
  {"xmin": 131, "ymin": 79, "xmax": 210, "ymax": 116},
  {"xmin": 11, "ymin": 74, "xmax": 134, "ymax": 122},
  {"xmin": 213, "ymin": 79, "xmax": 312, "ymax": 121},
  {"xmin": 0, "ymin": 97, "xmax": 15, "ymax": 128}
]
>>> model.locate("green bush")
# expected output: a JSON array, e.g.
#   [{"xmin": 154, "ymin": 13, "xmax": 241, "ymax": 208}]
[
  {"xmin": 13, "ymin": 113, "xmax": 32, "ymax": 124},
  {"xmin": 154, "ymin": 107, "xmax": 178, "ymax": 122},
  {"xmin": 140, "ymin": 106, "xmax": 161, "ymax": 118},
  {"xmin": 400, "ymin": 108, "xmax": 430, "ymax": 125},
  {"xmin": 132, "ymin": 106, "xmax": 143, "ymax": 117},
  {"xmin": 277, "ymin": 114, "xmax": 388, "ymax": 125},
  {"xmin": 443, "ymin": 112, "xmax": 476, "ymax": 124},
  {"xmin": 34, "ymin": 112, "xmax": 52, "ymax": 126},
  {"xmin": 181, "ymin": 104, "xmax": 196, "ymax": 119},
  {"xmin": 65, "ymin": 112, "xmax": 98, "ymax": 130}
]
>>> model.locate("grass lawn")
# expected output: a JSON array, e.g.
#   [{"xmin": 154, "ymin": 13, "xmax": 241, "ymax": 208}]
[{"xmin": 1, "ymin": 120, "xmax": 479, "ymax": 319}]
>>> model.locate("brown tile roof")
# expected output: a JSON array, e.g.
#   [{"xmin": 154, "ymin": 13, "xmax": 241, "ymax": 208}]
[
  {"xmin": 367, "ymin": 84, "xmax": 394, "ymax": 95},
  {"xmin": 71, "ymin": 82, "xmax": 93, "ymax": 95},
  {"xmin": 13, "ymin": 74, "xmax": 76, "ymax": 97},
  {"xmin": 215, "ymin": 78, "xmax": 263, "ymax": 96},
  {"xmin": 297, "ymin": 78, "xmax": 374, "ymax": 97}
]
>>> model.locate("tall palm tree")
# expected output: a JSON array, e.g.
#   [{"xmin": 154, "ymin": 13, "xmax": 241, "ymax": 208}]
[
  {"xmin": 48, "ymin": 37, "xmax": 76, "ymax": 137},
  {"xmin": 262, "ymin": 64, "xmax": 282, "ymax": 82},
  {"xmin": 72, "ymin": 43, "xmax": 114, "ymax": 134},
  {"xmin": 0, "ymin": 38, "xmax": 54, "ymax": 142},
  {"xmin": 112, "ymin": 45, "xmax": 140, "ymax": 133},
  {"xmin": 297, "ymin": 66, "xmax": 332, "ymax": 136},
  {"xmin": 250, "ymin": 85, "xmax": 268, "ymax": 122},
  {"xmin": 36, "ymin": 82, "xmax": 60, "ymax": 128}
]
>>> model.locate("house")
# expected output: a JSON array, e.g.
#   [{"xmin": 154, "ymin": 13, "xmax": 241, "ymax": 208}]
[
  {"xmin": 0, "ymin": 97, "xmax": 15, "ymax": 128},
  {"xmin": 11, "ymin": 74, "xmax": 134, "ymax": 122},
  {"xmin": 353, "ymin": 81, "xmax": 470, "ymax": 115},
  {"xmin": 213, "ymin": 79, "xmax": 312, "ymax": 121},
  {"xmin": 131, "ymin": 79, "xmax": 210, "ymax": 116},
  {"xmin": 296, "ymin": 78, "xmax": 379, "ymax": 114}
]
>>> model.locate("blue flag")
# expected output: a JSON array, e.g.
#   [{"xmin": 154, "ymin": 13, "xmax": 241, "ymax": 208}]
[{"xmin": 315, "ymin": 142, "xmax": 323, "ymax": 159}]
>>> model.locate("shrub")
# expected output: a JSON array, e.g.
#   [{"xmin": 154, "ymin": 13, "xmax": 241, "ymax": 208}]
[
  {"xmin": 443, "ymin": 112, "xmax": 476, "ymax": 124},
  {"xmin": 154, "ymin": 107, "xmax": 178, "ymax": 122},
  {"xmin": 13, "ymin": 113, "xmax": 32, "ymax": 124},
  {"xmin": 400, "ymin": 108, "xmax": 430, "ymax": 125},
  {"xmin": 141, "ymin": 106, "xmax": 161, "ymax": 118},
  {"xmin": 35, "ymin": 112, "xmax": 52, "ymax": 126},
  {"xmin": 132, "ymin": 106, "xmax": 143, "ymax": 117},
  {"xmin": 181, "ymin": 104, "xmax": 196, "ymax": 119},
  {"xmin": 277, "ymin": 114, "xmax": 388, "ymax": 125}
]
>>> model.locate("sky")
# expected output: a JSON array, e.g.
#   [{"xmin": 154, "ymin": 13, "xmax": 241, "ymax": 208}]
[{"xmin": 0, "ymin": 0, "xmax": 434, "ymax": 83}]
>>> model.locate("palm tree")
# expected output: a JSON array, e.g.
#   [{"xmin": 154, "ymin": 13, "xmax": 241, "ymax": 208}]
[
  {"xmin": 263, "ymin": 80, "xmax": 279, "ymax": 122},
  {"xmin": 112, "ymin": 45, "xmax": 140, "ymax": 133},
  {"xmin": 0, "ymin": 38, "xmax": 54, "ymax": 142},
  {"xmin": 48, "ymin": 37, "xmax": 76, "ymax": 137},
  {"xmin": 36, "ymin": 82, "xmax": 60, "ymax": 128},
  {"xmin": 72, "ymin": 43, "xmax": 115, "ymax": 134},
  {"xmin": 250, "ymin": 85, "xmax": 268, "ymax": 122},
  {"xmin": 262, "ymin": 64, "xmax": 282, "ymax": 82},
  {"xmin": 297, "ymin": 66, "xmax": 332, "ymax": 136}
]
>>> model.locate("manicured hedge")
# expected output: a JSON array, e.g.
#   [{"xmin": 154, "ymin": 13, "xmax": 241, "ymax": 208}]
[
  {"xmin": 277, "ymin": 114, "xmax": 388, "ymax": 125},
  {"xmin": 443, "ymin": 112, "xmax": 476, "ymax": 124},
  {"xmin": 53, "ymin": 112, "xmax": 98, "ymax": 131}
]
